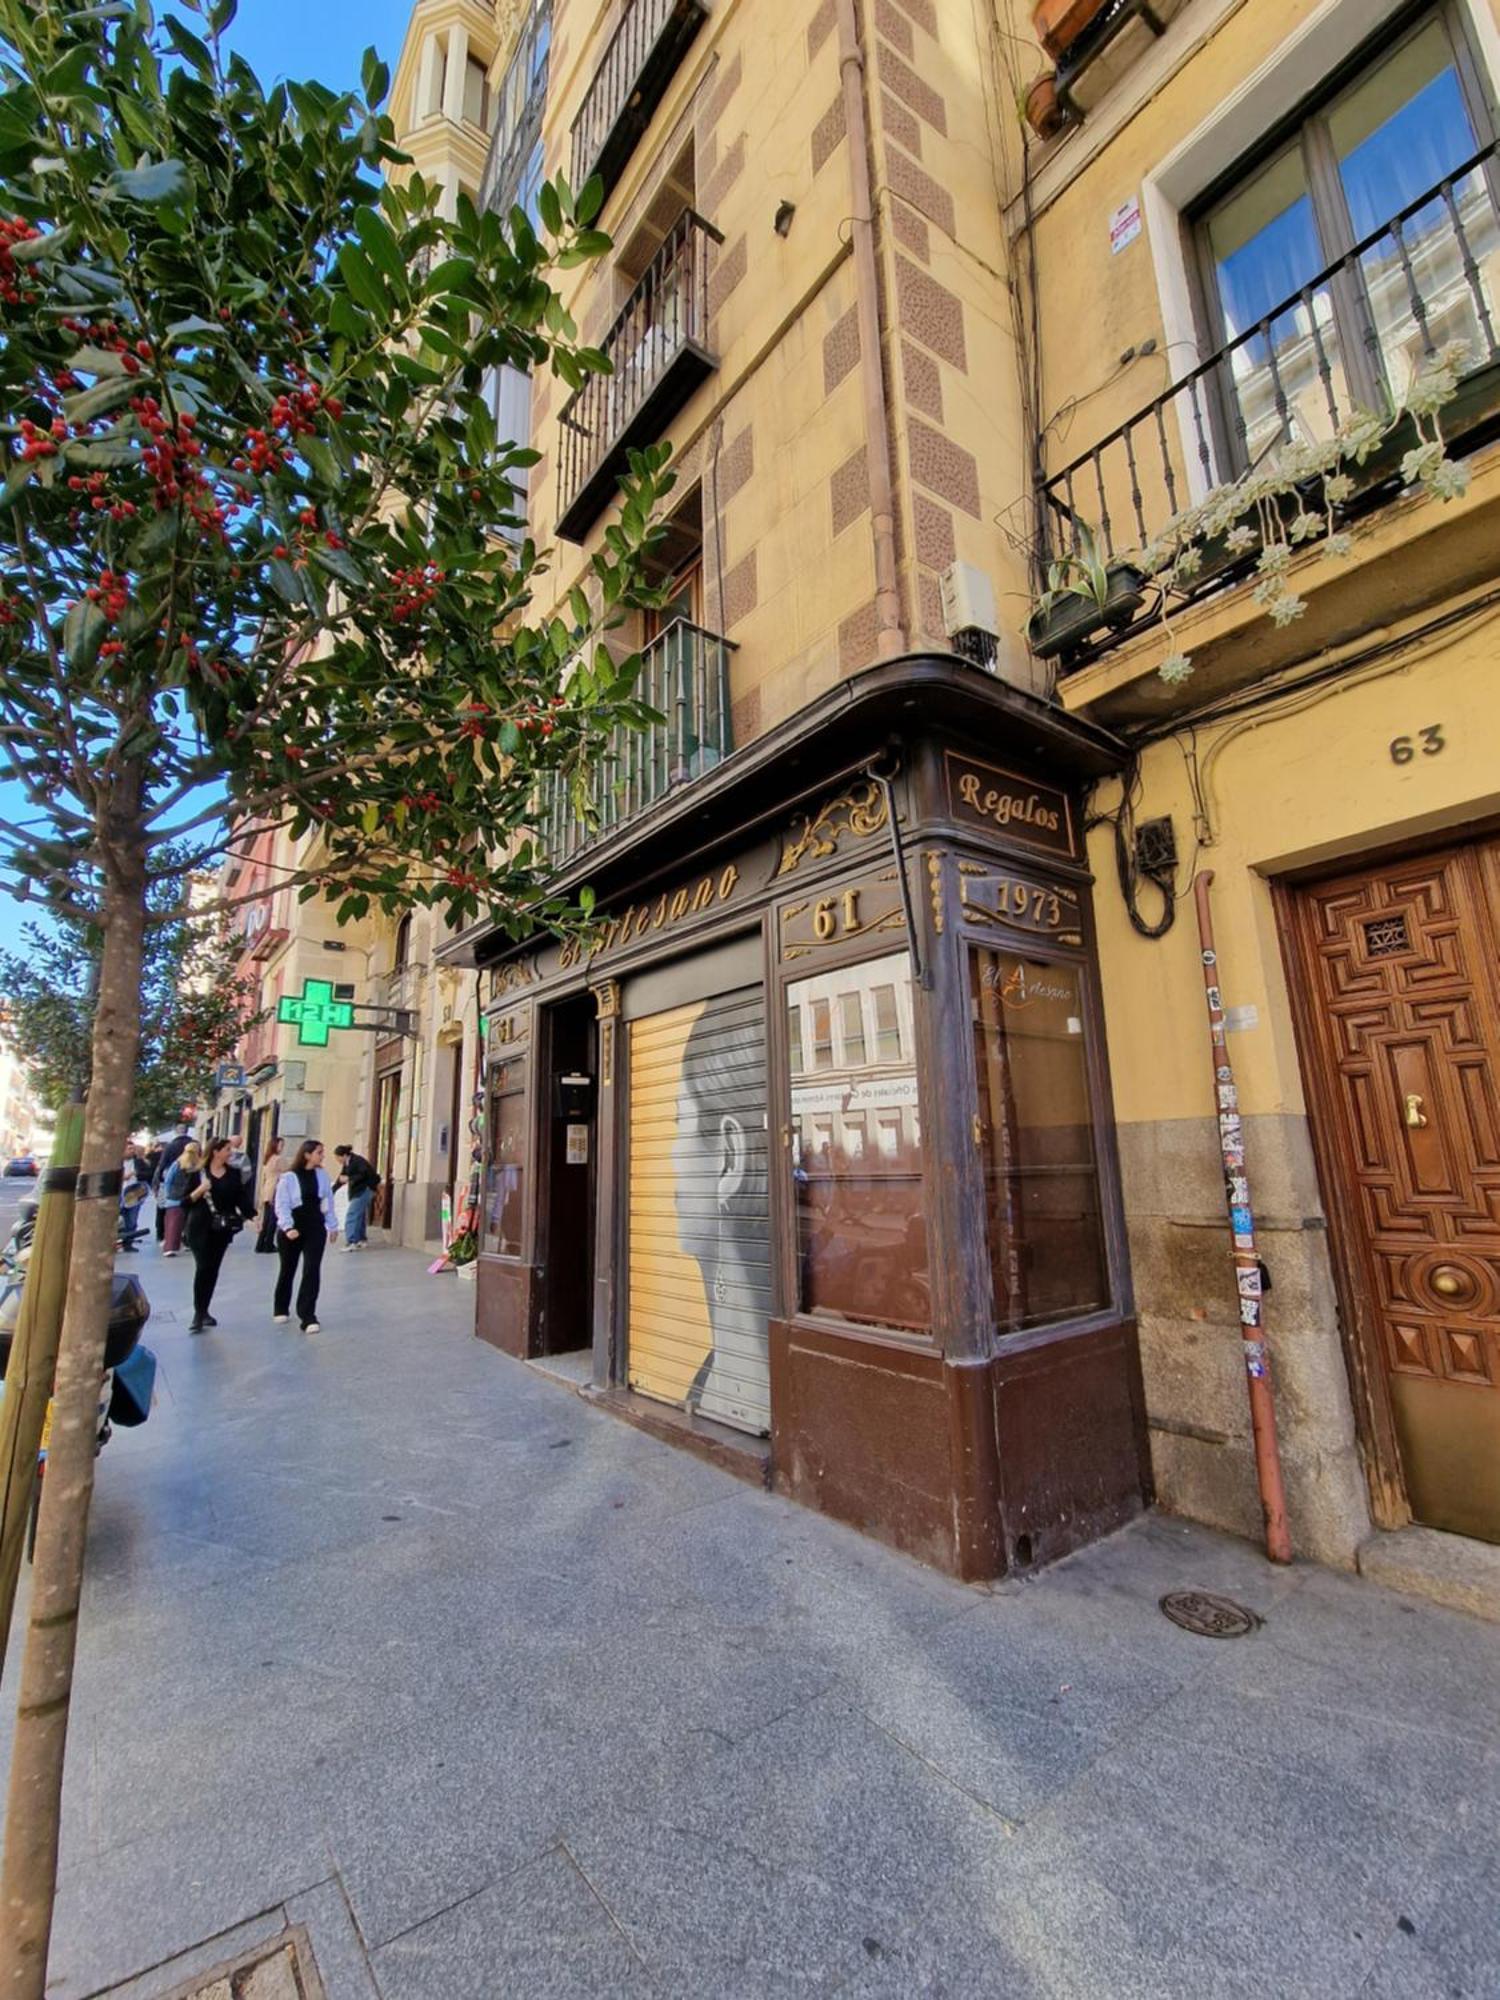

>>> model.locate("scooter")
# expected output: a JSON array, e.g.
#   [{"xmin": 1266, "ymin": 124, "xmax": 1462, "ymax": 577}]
[{"xmin": 0, "ymin": 1218, "xmax": 156, "ymax": 1556}]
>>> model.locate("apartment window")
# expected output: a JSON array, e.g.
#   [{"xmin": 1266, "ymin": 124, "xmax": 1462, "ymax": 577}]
[
  {"xmin": 838, "ymin": 990, "xmax": 866, "ymax": 1068},
  {"xmin": 1193, "ymin": 5, "xmax": 1497, "ymax": 465},
  {"xmin": 787, "ymin": 1003, "xmax": 804, "ymax": 1076},
  {"xmin": 482, "ymin": 360, "xmax": 534, "ymax": 535},
  {"xmin": 482, "ymin": 0, "xmax": 551, "ymax": 222},
  {"xmin": 872, "ymin": 982, "xmax": 902, "ymax": 1063},
  {"xmin": 463, "ymin": 56, "xmax": 489, "ymax": 130},
  {"xmin": 810, "ymin": 997, "xmax": 833, "ymax": 1071}
]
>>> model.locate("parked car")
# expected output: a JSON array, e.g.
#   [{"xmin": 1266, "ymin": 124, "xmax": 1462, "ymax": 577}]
[{"xmin": 4, "ymin": 1156, "xmax": 37, "ymax": 1178}]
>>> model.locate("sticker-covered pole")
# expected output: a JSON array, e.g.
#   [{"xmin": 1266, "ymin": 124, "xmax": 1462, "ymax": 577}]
[{"xmin": 1192, "ymin": 871, "xmax": 1292, "ymax": 1565}]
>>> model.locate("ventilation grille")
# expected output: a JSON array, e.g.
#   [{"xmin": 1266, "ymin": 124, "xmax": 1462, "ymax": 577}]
[{"xmin": 1364, "ymin": 913, "xmax": 1410, "ymax": 958}]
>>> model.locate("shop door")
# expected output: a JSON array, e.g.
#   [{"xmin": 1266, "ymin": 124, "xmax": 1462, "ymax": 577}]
[
  {"xmin": 1290, "ymin": 842, "xmax": 1500, "ymax": 1543},
  {"xmin": 372, "ymin": 1068, "xmax": 400, "ymax": 1230},
  {"xmin": 627, "ymin": 985, "xmax": 772, "ymax": 1433}
]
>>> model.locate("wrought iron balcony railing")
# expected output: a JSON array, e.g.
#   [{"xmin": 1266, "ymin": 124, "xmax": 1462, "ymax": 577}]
[
  {"xmin": 533, "ymin": 619, "xmax": 734, "ymax": 870},
  {"xmin": 555, "ymin": 208, "xmax": 721, "ymax": 543},
  {"xmin": 1039, "ymin": 145, "xmax": 1500, "ymax": 666},
  {"xmin": 570, "ymin": 0, "xmax": 707, "ymax": 208}
]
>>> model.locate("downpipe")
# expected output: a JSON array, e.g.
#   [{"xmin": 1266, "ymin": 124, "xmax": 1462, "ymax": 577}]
[{"xmin": 1192, "ymin": 871, "xmax": 1292, "ymax": 1564}]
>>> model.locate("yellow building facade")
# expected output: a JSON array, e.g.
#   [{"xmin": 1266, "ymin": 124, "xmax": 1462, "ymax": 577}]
[{"xmin": 384, "ymin": 0, "xmax": 1500, "ymax": 1596}]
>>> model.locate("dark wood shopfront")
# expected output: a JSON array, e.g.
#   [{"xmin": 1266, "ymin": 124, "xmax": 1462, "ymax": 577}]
[{"xmin": 461, "ymin": 657, "xmax": 1151, "ymax": 1579}]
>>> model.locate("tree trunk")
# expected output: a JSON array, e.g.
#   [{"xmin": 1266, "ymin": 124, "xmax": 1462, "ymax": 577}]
[
  {"xmin": 0, "ymin": 787, "xmax": 147, "ymax": 1998},
  {"xmin": 0, "ymin": 1100, "xmax": 86, "ymax": 1681}
]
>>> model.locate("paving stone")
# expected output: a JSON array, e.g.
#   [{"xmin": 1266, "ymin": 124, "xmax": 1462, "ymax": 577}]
[{"xmin": 238, "ymin": 1947, "xmax": 301, "ymax": 2000}]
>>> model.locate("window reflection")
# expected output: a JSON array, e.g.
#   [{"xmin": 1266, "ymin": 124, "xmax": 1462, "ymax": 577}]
[
  {"xmin": 969, "ymin": 948, "xmax": 1108, "ymax": 1332},
  {"xmin": 483, "ymin": 1060, "xmax": 526, "ymax": 1258},
  {"xmin": 787, "ymin": 950, "xmax": 929, "ymax": 1332}
]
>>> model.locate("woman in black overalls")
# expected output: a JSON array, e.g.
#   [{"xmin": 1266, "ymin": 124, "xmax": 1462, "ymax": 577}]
[
  {"xmin": 272, "ymin": 1138, "xmax": 339, "ymax": 1332},
  {"xmin": 183, "ymin": 1136, "xmax": 246, "ymax": 1334}
]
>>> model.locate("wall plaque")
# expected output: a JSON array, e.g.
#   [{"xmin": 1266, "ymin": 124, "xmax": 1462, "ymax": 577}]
[
  {"xmin": 778, "ymin": 868, "xmax": 906, "ymax": 961},
  {"xmin": 944, "ymin": 751, "xmax": 1075, "ymax": 858},
  {"xmin": 958, "ymin": 862, "xmax": 1083, "ymax": 945}
]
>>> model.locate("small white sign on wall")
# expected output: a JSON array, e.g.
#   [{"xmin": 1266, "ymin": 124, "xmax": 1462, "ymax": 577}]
[{"xmin": 1109, "ymin": 195, "xmax": 1143, "ymax": 255}]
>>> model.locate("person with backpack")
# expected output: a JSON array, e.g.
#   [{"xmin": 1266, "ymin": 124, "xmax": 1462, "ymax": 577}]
[{"xmin": 332, "ymin": 1143, "xmax": 380, "ymax": 1251}]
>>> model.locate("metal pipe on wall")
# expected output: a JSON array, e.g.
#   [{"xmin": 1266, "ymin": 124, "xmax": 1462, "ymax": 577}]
[
  {"xmin": 1192, "ymin": 870, "xmax": 1292, "ymax": 1565},
  {"xmin": 835, "ymin": 0, "xmax": 904, "ymax": 660}
]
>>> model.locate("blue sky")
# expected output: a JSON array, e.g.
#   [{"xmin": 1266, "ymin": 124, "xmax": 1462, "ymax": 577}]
[{"xmin": 0, "ymin": 0, "xmax": 417, "ymax": 958}]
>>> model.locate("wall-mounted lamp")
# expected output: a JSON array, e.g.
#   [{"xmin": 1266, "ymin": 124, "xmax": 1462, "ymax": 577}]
[{"xmin": 773, "ymin": 200, "xmax": 796, "ymax": 238}]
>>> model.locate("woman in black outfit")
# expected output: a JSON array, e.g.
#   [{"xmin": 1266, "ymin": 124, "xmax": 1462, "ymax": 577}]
[
  {"xmin": 183, "ymin": 1136, "xmax": 246, "ymax": 1334},
  {"xmin": 272, "ymin": 1138, "xmax": 339, "ymax": 1333}
]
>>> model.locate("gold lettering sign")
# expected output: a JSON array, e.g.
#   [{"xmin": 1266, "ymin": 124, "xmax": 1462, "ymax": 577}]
[
  {"xmin": 959, "ymin": 862, "xmax": 1083, "ymax": 944},
  {"xmin": 779, "ymin": 870, "xmax": 906, "ymax": 961},
  {"xmin": 945, "ymin": 751, "xmax": 1074, "ymax": 858},
  {"xmin": 557, "ymin": 863, "xmax": 743, "ymax": 970},
  {"xmin": 487, "ymin": 1007, "xmax": 530, "ymax": 1054}
]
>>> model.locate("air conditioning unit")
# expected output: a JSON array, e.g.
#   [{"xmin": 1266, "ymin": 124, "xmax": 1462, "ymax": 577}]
[{"xmin": 939, "ymin": 561, "xmax": 1050, "ymax": 699}]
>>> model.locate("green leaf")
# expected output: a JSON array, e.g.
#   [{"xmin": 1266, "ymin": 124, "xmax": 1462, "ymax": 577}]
[
  {"xmin": 9, "ymin": 228, "xmax": 67, "ymax": 266},
  {"xmin": 336, "ymin": 241, "xmax": 388, "ymax": 316},
  {"xmin": 537, "ymin": 181, "xmax": 563, "ymax": 238},
  {"xmin": 356, "ymin": 206, "xmax": 407, "ymax": 290},
  {"xmin": 62, "ymin": 437, "xmax": 138, "ymax": 468},
  {"xmin": 63, "ymin": 599, "xmax": 107, "ymax": 672},
  {"xmin": 0, "ymin": 459, "xmax": 33, "ymax": 509},
  {"xmin": 575, "ymin": 175, "xmax": 605, "ymax": 227},
  {"xmin": 572, "ymin": 230, "xmax": 613, "ymax": 258},
  {"xmin": 63, "ymin": 376, "xmax": 138, "ymax": 425},
  {"xmin": 107, "ymin": 159, "xmax": 191, "ymax": 205},
  {"xmin": 267, "ymin": 558, "xmax": 302, "ymax": 604},
  {"xmin": 311, "ymin": 543, "xmax": 365, "ymax": 589},
  {"xmin": 361, "ymin": 48, "xmax": 390, "ymax": 107}
]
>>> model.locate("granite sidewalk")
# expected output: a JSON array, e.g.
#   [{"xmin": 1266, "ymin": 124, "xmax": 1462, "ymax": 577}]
[{"xmin": 4, "ymin": 1230, "xmax": 1497, "ymax": 1999}]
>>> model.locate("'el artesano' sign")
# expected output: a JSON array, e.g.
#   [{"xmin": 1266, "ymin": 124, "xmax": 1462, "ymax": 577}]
[{"xmin": 944, "ymin": 752, "xmax": 1075, "ymax": 858}]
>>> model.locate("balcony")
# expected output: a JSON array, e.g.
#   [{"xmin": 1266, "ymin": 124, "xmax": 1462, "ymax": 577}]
[
  {"xmin": 555, "ymin": 209, "xmax": 721, "ymax": 543},
  {"xmin": 1039, "ymin": 147, "xmax": 1500, "ymax": 697},
  {"xmin": 533, "ymin": 619, "xmax": 733, "ymax": 871},
  {"xmin": 570, "ymin": 0, "xmax": 707, "ymax": 209}
]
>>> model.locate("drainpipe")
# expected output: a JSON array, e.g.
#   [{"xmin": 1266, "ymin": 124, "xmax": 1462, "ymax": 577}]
[
  {"xmin": 836, "ymin": 0, "xmax": 905, "ymax": 659},
  {"xmin": 1192, "ymin": 871, "xmax": 1293, "ymax": 1565}
]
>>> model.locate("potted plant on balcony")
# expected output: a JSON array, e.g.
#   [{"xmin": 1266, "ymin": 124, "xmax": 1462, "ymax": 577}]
[
  {"xmin": 1033, "ymin": 0, "xmax": 1111, "ymax": 62},
  {"xmin": 1022, "ymin": 71, "xmax": 1067, "ymax": 141},
  {"xmin": 1026, "ymin": 522, "xmax": 1146, "ymax": 659}
]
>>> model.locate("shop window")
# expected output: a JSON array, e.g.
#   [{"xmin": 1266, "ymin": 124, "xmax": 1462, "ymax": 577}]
[
  {"xmin": 969, "ymin": 948, "xmax": 1109, "ymax": 1332},
  {"xmin": 788, "ymin": 949, "xmax": 929, "ymax": 1333},
  {"xmin": 1193, "ymin": 6, "xmax": 1496, "ymax": 466},
  {"xmin": 483, "ymin": 1058, "xmax": 527, "ymax": 1258}
]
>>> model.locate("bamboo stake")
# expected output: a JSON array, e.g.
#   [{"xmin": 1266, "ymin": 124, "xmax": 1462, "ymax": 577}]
[
  {"xmin": 0, "ymin": 1103, "xmax": 85, "ymax": 1680},
  {"xmin": 1192, "ymin": 872, "xmax": 1292, "ymax": 1564}
]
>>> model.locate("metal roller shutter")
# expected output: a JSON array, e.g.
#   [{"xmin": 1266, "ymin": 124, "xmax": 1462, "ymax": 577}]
[{"xmin": 627, "ymin": 985, "xmax": 771, "ymax": 1433}]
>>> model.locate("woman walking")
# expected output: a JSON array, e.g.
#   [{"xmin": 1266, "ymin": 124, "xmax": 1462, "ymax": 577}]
[
  {"xmin": 273, "ymin": 1138, "xmax": 339, "ymax": 1334},
  {"xmin": 183, "ymin": 1137, "xmax": 246, "ymax": 1334},
  {"xmin": 255, "ymin": 1136, "xmax": 284, "ymax": 1253},
  {"xmin": 160, "ymin": 1140, "xmax": 200, "ymax": 1257}
]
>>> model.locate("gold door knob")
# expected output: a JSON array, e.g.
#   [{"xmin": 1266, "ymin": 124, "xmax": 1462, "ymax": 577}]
[
  {"xmin": 1432, "ymin": 1269, "xmax": 1463, "ymax": 1297},
  {"xmin": 1404, "ymin": 1093, "xmax": 1428, "ymax": 1128}
]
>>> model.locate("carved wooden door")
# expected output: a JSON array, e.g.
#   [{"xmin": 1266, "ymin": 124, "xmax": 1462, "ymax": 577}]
[{"xmin": 1291, "ymin": 844, "xmax": 1500, "ymax": 1543}]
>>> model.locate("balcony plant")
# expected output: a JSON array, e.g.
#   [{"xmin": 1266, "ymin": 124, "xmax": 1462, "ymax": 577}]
[
  {"xmin": 1026, "ymin": 522, "xmax": 1145, "ymax": 659},
  {"xmin": 1124, "ymin": 342, "xmax": 1477, "ymax": 687},
  {"xmin": 1033, "ymin": 0, "xmax": 1111, "ymax": 62}
]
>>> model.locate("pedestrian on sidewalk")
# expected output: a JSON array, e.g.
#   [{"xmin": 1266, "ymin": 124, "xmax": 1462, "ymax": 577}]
[
  {"xmin": 152, "ymin": 1122, "xmax": 192, "ymax": 1243},
  {"xmin": 332, "ymin": 1143, "xmax": 380, "ymax": 1251},
  {"xmin": 273, "ymin": 1138, "xmax": 339, "ymax": 1333},
  {"xmin": 183, "ymin": 1136, "xmax": 246, "ymax": 1334},
  {"xmin": 160, "ymin": 1141, "xmax": 200, "ymax": 1256},
  {"xmin": 255, "ymin": 1135, "xmax": 284, "ymax": 1253}
]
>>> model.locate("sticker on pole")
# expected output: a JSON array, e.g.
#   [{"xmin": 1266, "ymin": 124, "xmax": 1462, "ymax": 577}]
[{"xmin": 1242, "ymin": 1339, "xmax": 1268, "ymax": 1379}]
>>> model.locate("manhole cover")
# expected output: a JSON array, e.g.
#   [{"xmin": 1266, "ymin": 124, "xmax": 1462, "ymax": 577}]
[{"xmin": 1160, "ymin": 1588, "xmax": 1260, "ymax": 1638}]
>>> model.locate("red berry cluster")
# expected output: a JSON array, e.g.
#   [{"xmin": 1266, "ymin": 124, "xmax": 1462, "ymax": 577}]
[
  {"xmin": 15, "ymin": 417, "xmax": 60, "ymax": 463},
  {"xmin": 236, "ymin": 379, "xmax": 341, "ymax": 479},
  {"xmin": 0, "ymin": 594, "xmax": 22, "ymax": 629},
  {"xmin": 400, "ymin": 789, "xmax": 443, "ymax": 812},
  {"xmin": 85, "ymin": 569, "xmax": 130, "ymax": 622},
  {"xmin": 515, "ymin": 695, "xmax": 565, "ymax": 738},
  {"xmin": 389, "ymin": 561, "xmax": 443, "ymax": 623},
  {"xmin": 132, "ymin": 397, "xmax": 232, "ymax": 539},
  {"xmin": 460, "ymin": 700, "xmax": 491, "ymax": 740},
  {"xmin": 445, "ymin": 866, "xmax": 481, "ymax": 891},
  {"xmin": 0, "ymin": 217, "xmax": 41, "ymax": 307},
  {"xmin": 68, "ymin": 469, "xmax": 136, "ymax": 522},
  {"xmin": 60, "ymin": 317, "xmax": 153, "ymax": 375}
]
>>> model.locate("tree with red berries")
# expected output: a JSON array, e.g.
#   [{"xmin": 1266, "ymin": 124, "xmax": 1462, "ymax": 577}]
[{"xmin": 0, "ymin": 2, "xmax": 670, "ymax": 1983}]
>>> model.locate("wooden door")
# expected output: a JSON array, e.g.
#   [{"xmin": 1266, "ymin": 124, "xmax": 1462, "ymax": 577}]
[{"xmin": 1290, "ymin": 842, "xmax": 1500, "ymax": 1543}]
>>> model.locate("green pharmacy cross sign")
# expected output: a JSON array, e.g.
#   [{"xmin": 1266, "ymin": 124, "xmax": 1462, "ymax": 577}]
[{"xmin": 277, "ymin": 978, "xmax": 355, "ymax": 1048}]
